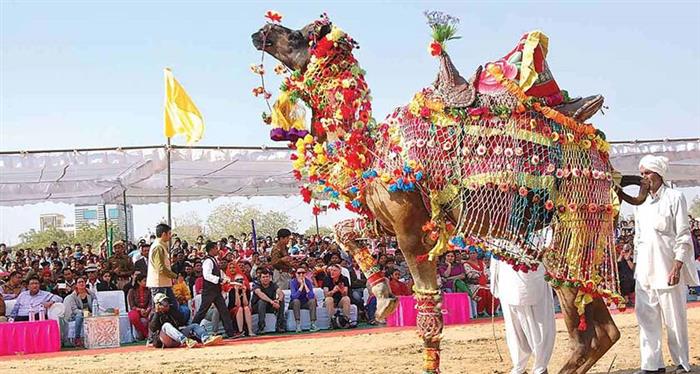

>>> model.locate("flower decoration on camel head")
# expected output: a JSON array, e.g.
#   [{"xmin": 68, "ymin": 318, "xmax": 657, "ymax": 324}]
[
  {"xmin": 424, "ymin": 10, "xmax": 460, "ymax": 57},
  {"xmin": 265, "ymin": 10, "xmax": 283, "ymax": 23}
]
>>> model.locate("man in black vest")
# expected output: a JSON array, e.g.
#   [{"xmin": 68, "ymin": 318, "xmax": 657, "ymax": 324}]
[{"xmin": 191, "ymin": 241, "xmax": 239, "ymax": 338}]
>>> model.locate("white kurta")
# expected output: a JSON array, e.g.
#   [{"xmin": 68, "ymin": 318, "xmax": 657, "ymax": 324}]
[
  {"xmin": 490, "ymin": 259, "xmax": 555, "ymax": 374},
  {"xmin": 634, "ymin": 185, "xmax": 697, "ymax": 372}
]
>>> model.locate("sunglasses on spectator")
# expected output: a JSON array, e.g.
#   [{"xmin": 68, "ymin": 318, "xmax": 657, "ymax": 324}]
[{"xmin": 296, "ymin": 271, "xmax": 306, "ymax": 274}]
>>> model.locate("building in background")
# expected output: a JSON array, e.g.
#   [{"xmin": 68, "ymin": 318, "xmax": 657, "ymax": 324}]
[
  {"xmin": 74, "ymin": 204, "xmax": 134, "ymax": 242},
  {"xmin": 39, "ymin": 213, "xmax": 75, "ymax": 235},
  {"xmin": 40, "ymin": 213, "xmax": 65, "ymax": 231}
]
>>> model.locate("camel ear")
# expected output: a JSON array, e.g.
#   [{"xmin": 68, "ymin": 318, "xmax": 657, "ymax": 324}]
[
  {"xmin": 300, "ymin": 21, "xmax": 333, "ymax": 42},
  {"xmin": 317, "ymin": 22, "xmax": 332, "ymax": 39}
]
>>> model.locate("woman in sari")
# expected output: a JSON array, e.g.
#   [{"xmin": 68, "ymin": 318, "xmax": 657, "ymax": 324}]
[
  {"xmin": 438, "ymin": 252, "xmax": 469, "ymax": 293},
  {"xmin": 463, "ymin": 251, "xmax": 499, "ymax": 316}
]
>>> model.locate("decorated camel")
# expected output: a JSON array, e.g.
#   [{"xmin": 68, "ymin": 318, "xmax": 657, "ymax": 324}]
[{"xmin": 251, "ymin": 12, "xmax": 648, "ymax": 374}]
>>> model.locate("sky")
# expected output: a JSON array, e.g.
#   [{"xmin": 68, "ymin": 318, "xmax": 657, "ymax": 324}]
[{"xmin": 1, "ymin": 1, "xmax": 699, "ymax": 244}]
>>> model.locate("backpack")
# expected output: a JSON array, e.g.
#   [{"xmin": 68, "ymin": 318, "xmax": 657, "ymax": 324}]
[{"xmin": 332, "ymin": 311, "xmax": 350, "ymax": 329}]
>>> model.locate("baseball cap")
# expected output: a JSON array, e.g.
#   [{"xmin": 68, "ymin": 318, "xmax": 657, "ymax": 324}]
[{"xmin": 153, "ymin": 293, "xmax": 169, "ymax": 305}]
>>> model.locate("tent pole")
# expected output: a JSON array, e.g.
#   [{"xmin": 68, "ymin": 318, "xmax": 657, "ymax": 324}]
[
  {"xmin": 167, "ymin": 139, "xmax": 172, "ymax": 228},
  {"xmin": 102, "ymin": 204, "xmax": 109, "ymax": 255},
  {"xmin": 123, "ymin": 189, "xmax": 128, "ymax": 242}
]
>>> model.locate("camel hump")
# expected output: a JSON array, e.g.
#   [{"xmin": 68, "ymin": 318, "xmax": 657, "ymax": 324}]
[{"xmin": 431, "ymin": 52, "xmax": 480, "ymax": 108}]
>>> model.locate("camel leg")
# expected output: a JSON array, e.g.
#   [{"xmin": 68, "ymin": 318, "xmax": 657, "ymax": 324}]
[
  {"xmin": 555, "ymin": 287, "xmax": 620, "ymax": 374},
  {"xmin": 334, "ymin": 219, "xmax": 397, "ymax": 319},
  {"xmin": 364, "ymin": 183, "xmax": 443, "ymax": 373},
  {"xmin": 392, "ymin": 211, "xmax": 443, "ymax": 374}
]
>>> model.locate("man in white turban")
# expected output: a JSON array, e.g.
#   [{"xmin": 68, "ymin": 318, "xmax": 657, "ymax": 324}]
[{"xmin": 633, "ymin": 154, "xmax": 698, "ymax": 374}]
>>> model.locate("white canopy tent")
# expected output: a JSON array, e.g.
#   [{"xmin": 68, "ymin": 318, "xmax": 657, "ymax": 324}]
[
  {"xmin": 0, "ymin": 145, "xmax": 298, "ymax": 206},
  {"xmin": 609, "ymin": 138, "xmax": 700, "ymax": 188},
  {"xmin": 0, "ymin": 138, "xmax": 698, "ymax": 207}
]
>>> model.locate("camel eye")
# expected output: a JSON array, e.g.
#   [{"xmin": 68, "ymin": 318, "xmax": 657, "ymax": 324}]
[{"xmin": 289, "ymin": 31, "xmax": 305, "ymax": 45}]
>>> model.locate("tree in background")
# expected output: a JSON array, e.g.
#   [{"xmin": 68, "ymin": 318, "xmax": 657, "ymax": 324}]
[
  {"xmin": 172, "ymin": 212, "xmax": 206, "ymax": 243},
  {"xmin": 16, "ymin": 224, "xmax": 124, "ymax": 251},
  {"xmin": 303, "ymin": 225, "xmax": 333, "ymax": 237},
  {"xmin": 74, "ymin": 224, "xmax": 122, "ymax": 248},
  {"xmin": 17, "ymin": 227, "xmax": 71, "ymax": 250},
  {"xmin": 690, "ymin": 196, "xmax": 700, "ymax": 218},
  {"xmin": 206, "ymin": 203, "xmax": 297, "ymax": 239}
]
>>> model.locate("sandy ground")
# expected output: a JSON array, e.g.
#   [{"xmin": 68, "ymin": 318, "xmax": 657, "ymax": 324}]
[{"xmin": 1, "ymin": 307, "xmax": 698, "ymax": 374}]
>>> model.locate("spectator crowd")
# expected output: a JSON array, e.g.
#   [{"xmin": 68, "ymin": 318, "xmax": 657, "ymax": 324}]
[{"xmin": 1, "ymin": 214, "xmax": 698, "ymax": 349}]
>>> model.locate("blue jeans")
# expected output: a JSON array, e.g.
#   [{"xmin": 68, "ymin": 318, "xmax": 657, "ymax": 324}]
[
  {"xmin": 73, "ymin": 314, "xmax": 85, "ymax": 338},
  {"xmin": 161, "ymin": 322, "xmax": 210, "ymax": 344},
  {"xmin": 179, "ymin": 304, "xmax": 191, "ymax": 323},
  {"xmin": 365, "ymin": 296, "xmax": 377, "ymax": 321}
]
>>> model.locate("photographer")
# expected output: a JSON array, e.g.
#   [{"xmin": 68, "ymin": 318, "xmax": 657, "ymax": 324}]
[{"xmin": 617, "ymin": 243, "xmax": 636, "ymax": 305}]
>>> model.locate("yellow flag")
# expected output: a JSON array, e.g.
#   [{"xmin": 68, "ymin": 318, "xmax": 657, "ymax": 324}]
[{"xmin": 163, "ymin": 68, "xmax": 204, "ymax": 144}]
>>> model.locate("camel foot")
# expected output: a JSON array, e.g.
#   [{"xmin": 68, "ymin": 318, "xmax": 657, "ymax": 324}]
[{"xmin": 372, "ymin": 280, "xmax": 398, "ymax": 319}]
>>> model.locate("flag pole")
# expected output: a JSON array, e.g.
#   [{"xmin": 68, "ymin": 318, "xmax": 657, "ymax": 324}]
[{"xmin": 166, "ymin": 138, "xmax": 172, "ymax": 228}]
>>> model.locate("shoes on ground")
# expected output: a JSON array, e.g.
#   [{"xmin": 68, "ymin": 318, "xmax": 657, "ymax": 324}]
[
  {"xmin": 309, "ymin": 323, "xmax": 319, "ymax": 332},
  {"xmin": 184, "ymin": 338, "xmax": 198, "ymax": 348},
  {"xmin": 203, "ymin": 335, "xmax": 223, "ymax": 346}
]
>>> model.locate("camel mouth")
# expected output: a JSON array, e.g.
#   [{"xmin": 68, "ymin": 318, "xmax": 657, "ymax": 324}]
[{"xmin": 251, "ymin": 33, "xmax": 272, "ymax": 50}]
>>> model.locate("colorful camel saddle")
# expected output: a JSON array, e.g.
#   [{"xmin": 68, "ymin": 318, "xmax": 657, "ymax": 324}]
[{"xmin": 375, "ymin": 30, "xmax": 623, "ymax": 310}]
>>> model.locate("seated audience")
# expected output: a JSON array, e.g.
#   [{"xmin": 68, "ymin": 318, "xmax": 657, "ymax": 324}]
[
  {"xmin": 251, "ymin": 269, "xmax": 286, "ymax": 333},
  {"xmin": 84, "ymin": 264, "xmax": 100, "ymax": 291},
  {"xmin": 172, "ymin": 272, "xmax": 192, "ymax": 322},
  {"xmin": 322, "ymin": 264, "xmax": 352, "ymax": 328},
  {"xmin": 1, "ymin": 271, "xmax": 25, "ymax": 300},
  {"xmin": 53, "ymin": 268, "xmax": 76, "ymax": 299},
  {"xmin": 127, "ymin": 274, "xmax": 152, "ymax": 340},
  {"xmin": 61, "ymin": 276, "xmax": 96, "ymax": 347},
  {"xmin": 463, "ymin": 252, "xmax": 499, "ymax": 317},
  {"xmin": 388, "ymin": 268, "xmax": 412, "ymax": 296},
  {"xmin": 10, "ymin": 275, "xmax": 62, "ymax": 321},
  {"xmin": 228, "ymin": 273, "xmax": 254, "ymax": 336},
  {"xmin": 96, "ymin": 271, "xmax": 119, "ymax": 291},
  {"xmin": 289, "ymin": 266, "xmax": 319, "ymax": 332},
  {"xmin": 438, "ymin": 252, "xmax": 468, "ymax": 293}
]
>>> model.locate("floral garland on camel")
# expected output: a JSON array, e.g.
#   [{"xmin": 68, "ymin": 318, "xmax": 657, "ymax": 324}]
[{"xmin": 253, "ymin": 11, "xmax": 625, "ymax": 320}]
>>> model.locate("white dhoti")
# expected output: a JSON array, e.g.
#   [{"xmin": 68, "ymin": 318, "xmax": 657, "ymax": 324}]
[
  {"xmin": 491, "ymin": 259, "xmax": 556, "ymax": 374},
  {"xmin": 502, "ymin": 294, "xmax": 555, "ymax": 374},
  {"xmin": 635, "ymin": 281, "xmax": 690, "ymax": 371}
]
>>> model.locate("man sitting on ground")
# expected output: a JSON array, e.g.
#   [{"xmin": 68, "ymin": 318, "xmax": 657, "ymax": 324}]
[
  {"xmin": 323, "ymin": 264, "xmax": 352, "ymax": 328},
  {"xmin": 251, "ymin": 269, "xmax": 286, "ymax": 334},
  {"xmin": 289, "ymin": 266, "xmax": 319, "ymax": 333},
  {"xmin": 149, "ymin": 292, "xmax": 222, "ymax": 348}
]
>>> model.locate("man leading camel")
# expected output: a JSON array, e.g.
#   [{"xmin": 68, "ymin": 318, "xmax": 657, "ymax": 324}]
[{"xmin": 633, "ymin": 155, "xmax": 699, "ymax": 374}]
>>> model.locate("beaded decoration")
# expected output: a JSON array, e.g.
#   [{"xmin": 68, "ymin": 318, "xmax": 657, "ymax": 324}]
[{"xmin": 256, "ymin": 13, "xmax": 623, "ymax": 317}]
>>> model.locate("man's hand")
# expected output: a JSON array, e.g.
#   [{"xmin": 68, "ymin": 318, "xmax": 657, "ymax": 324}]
[
  {"xmin": 668, "ymin": 260, "xmax": 683, "ymax": 286},
  {"xmin": 43, "ymin": 301, "xmax": 54, "ymax": 309},
  {"xmin": 271, "ymin": 300, "xmax": 280, "ymax": 310}
]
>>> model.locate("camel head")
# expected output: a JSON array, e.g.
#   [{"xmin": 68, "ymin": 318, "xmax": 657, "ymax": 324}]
[{"xmin": 251, "ymin": 20, "xmax": 333, "ymax": 73}]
